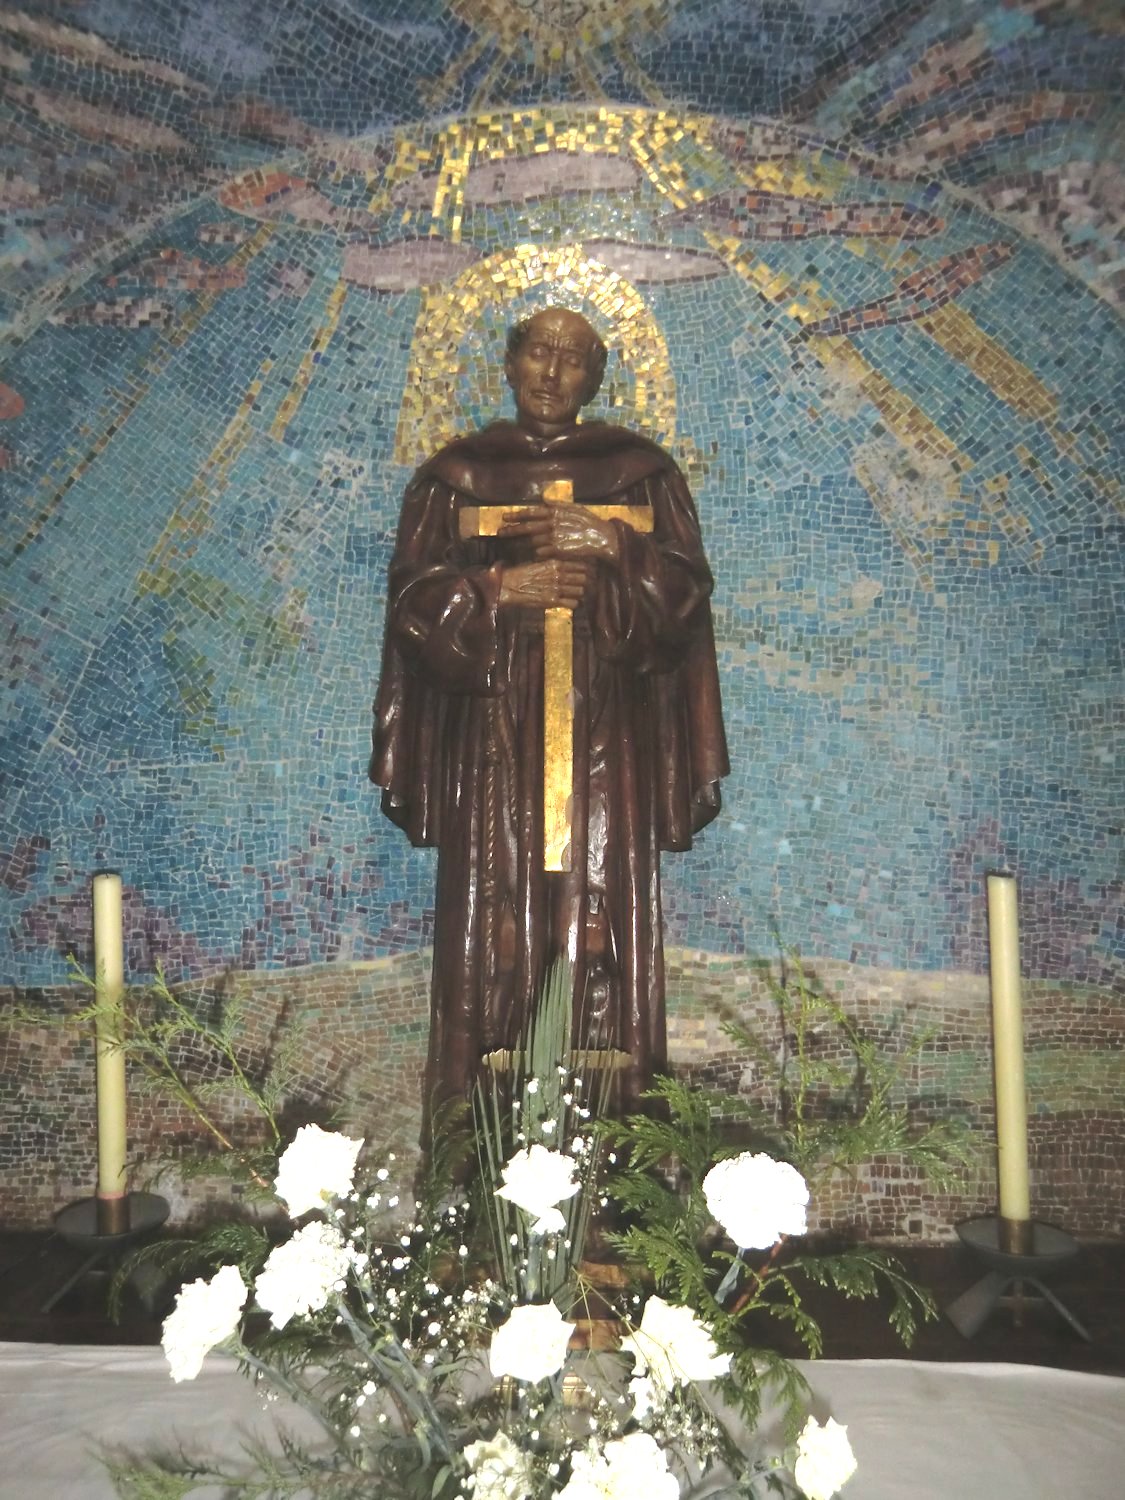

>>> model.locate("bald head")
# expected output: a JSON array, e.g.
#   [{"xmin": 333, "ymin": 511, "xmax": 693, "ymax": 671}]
[{"xmin": 505, "ymin": 308, "xmax": 608, "ymax": 437}]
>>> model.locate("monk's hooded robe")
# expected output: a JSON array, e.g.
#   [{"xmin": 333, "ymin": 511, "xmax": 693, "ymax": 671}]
[{"xmin": 370, "ymin": 419, "xmax": 728, "ymax": 1119}]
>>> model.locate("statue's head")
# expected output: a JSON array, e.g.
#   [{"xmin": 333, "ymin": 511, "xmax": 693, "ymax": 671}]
[{"xmin": 504, "ymin": 307, "xmax": 608, "ymax": 437}]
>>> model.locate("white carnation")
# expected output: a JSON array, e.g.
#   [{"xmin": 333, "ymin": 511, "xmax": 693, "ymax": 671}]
[
  {"xmin": 273, "ymin": 1123, "xmax": 364, "ymax": 1218},
  {"xmin": 161, "ymin": 1263, "xmax": 247, "ymax": 1382},
  {"xmin": 620, "ymin": 1294, "xmax": 730, "ymax": 1403},
  {"xmin": 254, "ymin": 1220, "xmax": 351, "ymax": 1330},
  {"xmin": 702, "ymin": 1152, "xmax": 809, "ymax": 1249},
  {"xmin": 488, "ymin": 1300, "xmax": 575, "ymax": 1384},
  {"xmin": 558, "ymin": 1432, "xmax": 679, "ymax": 1500},
  {"xmin": 794, "ymin": 1416, "xmax": 857, "ymax": 1500},
  {"xmin": 462, "ymin": 1430, "xmax": 534, "ymax": 1499},
  {"xmin": 495, "ymin": 1144, "xmax": 580, "ymax": 1236}
]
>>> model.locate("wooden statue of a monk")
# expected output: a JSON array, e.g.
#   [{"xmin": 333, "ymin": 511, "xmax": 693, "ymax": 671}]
[{"xmin": 370, "ymin": 307, "xmax": 728, "ymax": 1126}]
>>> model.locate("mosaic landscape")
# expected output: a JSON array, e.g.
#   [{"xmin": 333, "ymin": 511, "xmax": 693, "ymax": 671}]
[{"xmin": 0, "ymin": 0, "xmax": 1122, "ymax": 1229}]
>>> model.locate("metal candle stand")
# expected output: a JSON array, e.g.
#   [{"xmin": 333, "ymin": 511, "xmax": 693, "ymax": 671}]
[
  {"xmin": 944, "ymin": 1214, "xmax": 1091, "ymax": 1342},
  {"xmin": 40, "ymin": 1191, "xmax": 169, "ymax": 1314}
]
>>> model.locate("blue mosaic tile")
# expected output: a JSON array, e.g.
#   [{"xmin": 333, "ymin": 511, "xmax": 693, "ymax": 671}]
[{"xmin": 0, "ymin": 0, "xmax": 1121, "ymax": 989}]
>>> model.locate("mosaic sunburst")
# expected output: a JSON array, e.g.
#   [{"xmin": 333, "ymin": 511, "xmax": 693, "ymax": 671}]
[{"xmin": 431, "ymin": 0, "xmax": 673, "ymax": 104}]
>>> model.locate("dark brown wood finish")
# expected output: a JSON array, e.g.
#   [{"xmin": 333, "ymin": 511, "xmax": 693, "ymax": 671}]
[{"xmin": 370, "ymin": 310, "xmax": 729, "ymax": 1132}]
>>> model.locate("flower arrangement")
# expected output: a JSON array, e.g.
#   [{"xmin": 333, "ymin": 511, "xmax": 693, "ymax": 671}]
[
  {"xmin": 133, "ymin": 1116, "xmax": 856, "ymax": 1500},
  {"xmin": 43, "ymin": 951, "xmax": 971, "ymax": 1500}
]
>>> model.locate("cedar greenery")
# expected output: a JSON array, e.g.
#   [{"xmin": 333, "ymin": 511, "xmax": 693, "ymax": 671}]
[
  {"xmin": 605, "ymin": 946, "xmax": 977, "ymax": 1436},
  {"xmin": 8, "ymin": 946, "xmax": 973, "ymax": 1497}
]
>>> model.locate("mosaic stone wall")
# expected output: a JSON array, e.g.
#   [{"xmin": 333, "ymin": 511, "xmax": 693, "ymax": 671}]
[
  {"xmin": 1, "ymin": 1, "xmax": 1122, "ymax": 1235},
  {"xmin": 2, "ymin": 949, "xmax": 1121, "ymax": 1236}
]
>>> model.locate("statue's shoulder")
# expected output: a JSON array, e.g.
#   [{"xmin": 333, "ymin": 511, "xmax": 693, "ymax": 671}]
[
  {"xmin": 563, "ymin": 422, "xmax": 679, "ymax": 499},
  {"xmin": 574, "ymin": 422, "xmax": 677, "ymax": 468},
  {"xmin": 412, "ymin": 423, "xmax": 525, "ymax": 496},
  {"xmin": 409, "ymin": 421, "xmax": 678, "ymax": 503}
]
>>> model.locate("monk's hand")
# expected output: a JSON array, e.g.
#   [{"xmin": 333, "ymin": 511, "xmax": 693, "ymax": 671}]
[
  {"xmin": 499, "ymin": 559, "xmax": 590, "ymax": 610},
  {"xmin": 500, "ymin": 504, "xmax": 619, "ymax": 564}
]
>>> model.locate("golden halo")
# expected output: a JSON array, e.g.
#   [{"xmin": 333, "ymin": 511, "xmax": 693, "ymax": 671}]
[{"xmin": 393, "ymin": 242, "xmax": 677, "ymax": 467}]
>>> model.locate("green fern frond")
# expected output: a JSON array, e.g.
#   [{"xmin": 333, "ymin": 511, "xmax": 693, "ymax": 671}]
[
  {"xmin": 787, "ymin": 1246, "xmax": 936, "ymax": 1347},
  {"xmin": 722, "ymin": 1345, "xmax": 810, "ymax": 1443},
  {"xmin": 101, "ymin": 1453, "xmax": 207, "ymax": 1500}
]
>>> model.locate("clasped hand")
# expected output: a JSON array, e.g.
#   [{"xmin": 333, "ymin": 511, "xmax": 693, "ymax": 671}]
[{"xmin": 497, "ymin": 504, "xmax": 618, "ymax": 610}]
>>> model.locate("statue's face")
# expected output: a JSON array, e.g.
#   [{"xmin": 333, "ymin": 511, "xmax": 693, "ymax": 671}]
[{"xmin": 505, "ymin": 308, "xmax": 599, "ymax": 437}]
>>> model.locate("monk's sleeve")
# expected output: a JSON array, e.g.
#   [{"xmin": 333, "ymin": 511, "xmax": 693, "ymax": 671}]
[
  {"xmin": 385, "ymin": 477, "xmax": 507, "ymax": 696},
  {"xmin": 589, "ymin": 465, "xmax": 714, "ymax": 674}
]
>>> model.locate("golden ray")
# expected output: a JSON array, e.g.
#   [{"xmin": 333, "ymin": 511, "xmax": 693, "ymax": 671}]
[
  {"xmin": 393, "ymin": 241, "xmax": 676, "ymax": 467},
  {"xmin": 857, "ymin": 239, "xmax": 1120, "ymax": 515},
  {"xmin": 142, "ymin": 270, "xmax": 352, "ymax": 593},
  {"xmin": 812, "ymin": 339, "xmax": 969, "ymax": 469},
  {"xmin": 422, "ymin": 0, "xmax": 673, "ymax": 112},
  {"xmin": 365, "ymin": 131, "xmax": 437, "ymax": 217},
  {"xmin": 466, "ymin": 50, "xmax": 512, "ymax": 113},
  {"xmin": 918, "ymin": 303, "xmax": 1057, "ymax": 425},
  {"xmin": 269, "ymin": 280, "xmax": 349, "ymax": 442},
  {"xmin": 697, "ymin": 228, "xmax": 972, "ymax": 471},
  {"xmin": 741, "ymin": 154, "xmax": 845, "ymax": 201},
  {"xmin": 920, "ymin": 304, "xmax": 1120, "ymax": 514},
  {"xmin": 979, "ymin": 472, "xmax": 1045, "ymax": 568},
  {"xmin": 8, "ymin": 224, "xmax": 276, "ymax": 561},
  {"xmin": 612, "ymin": 42, "xmax": 667, "ymax": 106},
  {"xmin": 137, "ymin": 351, "xmax": 275, "ymax": 596},
  {"xmin": 624, "ymin": 111, "xmax": 694, "ymax": 211},
  {"xmin": 430, "ymin": 124, "xmax": 476, "ymax": 242},
  {"xmin": 419, "ymin": 30, "xmax": 490, "ymax": 113},
  {"xmin": 852, "ymin": 463, "xmax": 937, "ymax": 591}
]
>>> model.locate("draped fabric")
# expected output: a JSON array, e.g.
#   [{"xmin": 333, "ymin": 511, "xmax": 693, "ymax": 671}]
[
  {"xmin": 3, "ymin": 1346, "xmax": 1120, "ymax": 1500},
  {"xmin": 371, "ymin": 421, "xmax": 729, "ymax": 1119}
]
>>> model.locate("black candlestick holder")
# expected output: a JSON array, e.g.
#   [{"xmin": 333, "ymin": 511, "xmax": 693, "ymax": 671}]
[
  {"xmin": 944, "ymin": 1214, "xmax": 1090, "ymax": 1341},
  {"xmin": 40, "ymin": 1191, "xmax": 170, "ymax": 1314}
]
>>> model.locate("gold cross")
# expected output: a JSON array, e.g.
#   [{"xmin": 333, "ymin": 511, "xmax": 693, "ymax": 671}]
[{"xmin": 459, "ymin": 479, "xmax": 653, "ymax": 871}]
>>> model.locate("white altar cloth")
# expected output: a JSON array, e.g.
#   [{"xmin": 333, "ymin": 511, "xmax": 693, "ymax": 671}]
[{"xmin": 0, "ymin": 1343, "xmax": 1121, "ymax": 1498}]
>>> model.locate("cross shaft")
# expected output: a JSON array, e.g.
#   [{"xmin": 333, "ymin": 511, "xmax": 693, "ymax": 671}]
[{"xmin": 459, "ymin": 478, "xmax": 653, "ymax": 870}]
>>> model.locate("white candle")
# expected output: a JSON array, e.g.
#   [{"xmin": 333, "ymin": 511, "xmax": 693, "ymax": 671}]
[
  {"xmin": 92, "ymin": 871, "xmax": 128, "ymax": 1202},
  {"xmin": 986, "ymin": 873, "xmax": 1030, "ymax": 1223}
]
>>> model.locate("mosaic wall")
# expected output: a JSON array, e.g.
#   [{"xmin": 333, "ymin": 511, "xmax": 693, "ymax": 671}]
[
  {"xmin": 1, "ymin": 1, "xmax": 1122, "ymax": 1232},
  {"xmin": 2, "ymin": 951, "xmax": 1120, "ymax": 1236}
]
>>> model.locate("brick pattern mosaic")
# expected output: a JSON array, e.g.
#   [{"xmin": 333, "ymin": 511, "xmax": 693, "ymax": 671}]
[
  {"xmin": 663, "ymin": 951, "xmax": 1124, "ymax": 1240},
  {"xmin": 0, "ymin": 2, "xmax": 1122, "ymax": 1235},
  {"xmin": 2, "ymin": 950, "xmax": 1121, "ymax": 1238}
]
